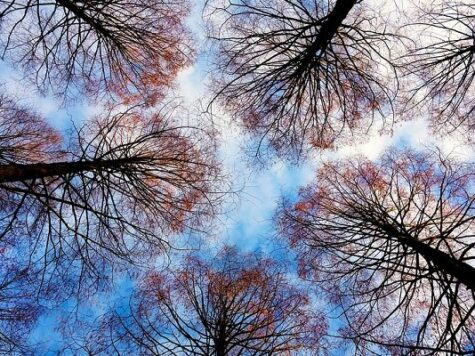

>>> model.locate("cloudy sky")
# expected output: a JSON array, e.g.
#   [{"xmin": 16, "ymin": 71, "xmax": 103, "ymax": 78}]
[{"xmin": 1, "ymin": 0, "xmax": 474, "ymax": 353}]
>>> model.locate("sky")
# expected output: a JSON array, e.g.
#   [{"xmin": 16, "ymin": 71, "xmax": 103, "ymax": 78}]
[{"xmin": 1, "ymin": 0, "xmax": 474, "ymax": 354}]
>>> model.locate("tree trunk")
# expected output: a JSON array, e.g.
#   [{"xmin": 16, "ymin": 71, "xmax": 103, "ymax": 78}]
[
  {"xmin": 0, "ymin": 158, "xmax": 145, "ymax": 183},
  {"xmin": 313, "ymin": 0, "xmax": 358, "ymax": 54},
  {"xmin": 377, "ymin": 221, "xmax": 475, "ymax": 293},
  {"xmin": 299, "ymin": 0, "xmax": 358, "ymax": 71}
]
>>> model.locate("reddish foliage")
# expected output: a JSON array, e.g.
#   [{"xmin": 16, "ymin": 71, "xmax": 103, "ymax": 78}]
[
  {"xmin": 206, "ymin": 0, "xmax": 397, "ymax": 159},
  {"xmin": 99, "ymin": 247, "xmax": 328, "ymax": 354},
  {"xmin": 280, "ymin": 148, "xmax": 475, "ymax": 353},
  {"xmin": 0, "ymin": 0, "xmax": 193, "ymax": 99}
]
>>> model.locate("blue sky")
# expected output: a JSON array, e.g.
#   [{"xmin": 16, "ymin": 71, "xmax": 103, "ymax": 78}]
[{"xmin": 1, "ymin": 0, "xmax": 475, "ymax": 354}]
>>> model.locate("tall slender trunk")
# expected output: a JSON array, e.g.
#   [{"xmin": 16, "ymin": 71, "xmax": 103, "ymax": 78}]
[
  {"xmin": 0, "ymin": 157, "xmax": 145, "ymax": 183},
  {"xmin": 299, "ymin": 0, "xmax": 358, "ymax": 70},
  {"xmin": 377, "ymin": 221, "xmax": 475, "ymax": 293},
  {"xmin": 216, "ymin": 345, "xmax": 226, "ymax": 356},
  {"xmin": 215, "ymin": 310, "xmax": 228, "ymax": 356},
  {"xmin": 215, "ymin": 331, "xmax": 227, "ymax": 356},
  {"xmin": 313, "ymin": 0, "xmax": 358, "ymax": 54}
]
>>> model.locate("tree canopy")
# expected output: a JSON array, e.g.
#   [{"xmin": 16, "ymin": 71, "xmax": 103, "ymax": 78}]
[{"xmin": 0, "ymin": 0, "xmax": 474, "ymax": 354}]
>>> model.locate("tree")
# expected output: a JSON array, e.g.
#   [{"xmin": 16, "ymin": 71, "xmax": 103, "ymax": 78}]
[
  {"xmin": 0, "ymin": 251, "xmax": 42, "ymax": 354},
  {"xmin": 401, "ymin": 1, "xmax": 475, "ymax": 137},
  {"xmin": 0, "ymin": 94, "xmax": 62, "ymax": 166},
  {"xmin": 0, "ymin": 0, "xmax": 192, "ymax": 99},
  {"xmin": 279, "ymin": 148, "xmax": 475, "ymax": 354},
  {"xmin": 205, "ymin": 0, "xmax": 398, "ymax": 158},
  {"xmin": 83, "ymin": 247, "xmax": 327, "ymax": 355},
  {"xmin": 0, "ymin": 97, "xmax": 222, "ymax": 292}
]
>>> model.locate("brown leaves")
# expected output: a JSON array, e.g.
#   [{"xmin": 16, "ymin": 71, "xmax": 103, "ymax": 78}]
[
  {"xmin": 206, "ymin": 0, "xmax": 397, "ymax": 159},
  {"xmin": 401, "ymin": 2, "xmax": 475, "ymax": 137},
  {"xmin": 0, "ymin": 0, "xmax": 194, "ymax": 99},
  {"xmin": 0, "ymin": 99, "xmax": 223, "ymax": 297},
  {"xmin": 280, "ymin": 147, "xmax": 475, "ymax": 353},
  {"xmin": 113, "ymin": 247, "xmax": 327, "ymax": 355},
  {"xmin": 0, "ymin": 95, "xmax": 62, "ymax": 165}
]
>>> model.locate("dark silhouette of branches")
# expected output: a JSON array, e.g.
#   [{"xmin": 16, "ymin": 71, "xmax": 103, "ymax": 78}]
[
  {"xmin": 83, "ymin": 247, "xmax": 327, "ymax": 355},
  {"xmin": 0, "ymin": 254, "xmax": 42, "ymax": 354},
  {"xmin": 0, "ymin": 99, "xmax": 222, "ymax": 292},
  {"xmin": 0, "ymin": 94, "xmax": 62, "ymax": 165},
  {"xmin": 280, "ymin": 148, "xmax": 475, "ymax": 354},
  {"xmin": 0, "ymin": 0, "xmax": 192, "ymax": 99},
  {"xmin": 205, "ymin": 0, "xmax": 398, "ymax": 158},
  {"xmin": 402, "ymin": 1, "xmax": 475, "ymax": 136}
]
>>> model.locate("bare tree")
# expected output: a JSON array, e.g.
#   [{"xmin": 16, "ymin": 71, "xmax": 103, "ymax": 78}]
[
  {"xmin": 0, "ymin": 254, "xmax": 42, "ymax": 354},
  {"xmin": 0, "ymin": 0, "xmax": 193, "ymax": 99},
  {"xmin": 205, "ymin": 0, "xmax": 398, "ymax": 159},
  {"xmin": 0, "ymin": 95, "xmax": 62, "ymax": 165},
  {"xmin": 81, "ymin": 246, "xmax": 327, "ymax": 355},
  {"xmin": 0, "ymin": 98, "xmax": 223, "ymax": 292},
  {"xmin": 280, "ymin": 148, "xmax": 475, "ymax": 354},
  {"xmin": 401, "ymin": 1, "xmax": 475, "ymax": 137}
]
